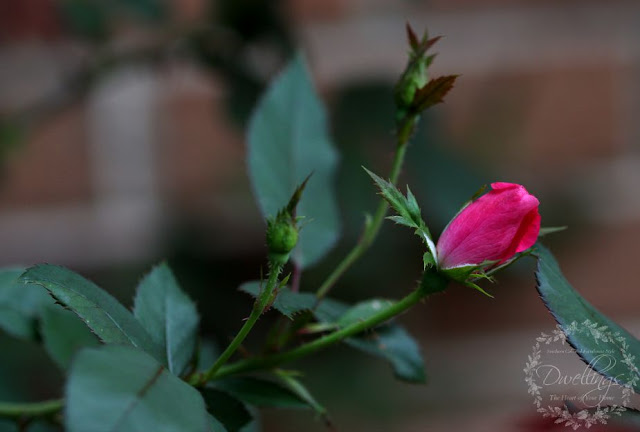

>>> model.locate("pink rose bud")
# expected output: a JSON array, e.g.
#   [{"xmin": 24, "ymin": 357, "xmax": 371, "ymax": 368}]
[{"xmin": 436, "ymin": 182, "xmax": 541, "ymax": 270}]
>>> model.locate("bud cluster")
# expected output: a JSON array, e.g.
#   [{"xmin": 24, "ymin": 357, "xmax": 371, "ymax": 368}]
[{"xmin": 394, "ymin": 24, "xmax": 458, "ymax": 138}]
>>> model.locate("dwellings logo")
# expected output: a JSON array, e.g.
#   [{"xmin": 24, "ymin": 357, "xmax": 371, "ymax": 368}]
[{"xmin": 524, "ymin": 320, "xmax": 639, "ymax": 429}]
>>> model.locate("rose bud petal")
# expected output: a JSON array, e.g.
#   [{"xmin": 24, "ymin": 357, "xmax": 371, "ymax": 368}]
[{"xmin": 436, "ymin": 182, "xmax": 541, "ymax": 270}]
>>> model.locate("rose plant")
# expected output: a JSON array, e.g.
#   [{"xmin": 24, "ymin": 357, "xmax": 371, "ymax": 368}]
[{"xmin": 0, "ymin": 24, "xmax": 638, "ymax": 432}]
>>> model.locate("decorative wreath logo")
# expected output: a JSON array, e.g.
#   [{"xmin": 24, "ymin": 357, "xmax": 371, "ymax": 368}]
[{"xmin": 524, "ymin": 320, "xmax": 639, "ymax": 429}]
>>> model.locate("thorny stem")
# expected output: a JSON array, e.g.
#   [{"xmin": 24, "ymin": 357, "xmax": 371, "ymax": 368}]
[
  {"xmin": 196, "ymin": 264, "xmax": 283, "ymax": 385},
  {"xmin": 213, "ymin": 278, "xmax": 436, "ymax": 379}
]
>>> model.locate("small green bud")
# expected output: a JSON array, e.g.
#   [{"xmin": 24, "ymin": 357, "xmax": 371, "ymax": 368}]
[
  {"xmin": 266, "ymin": 216, "xmax": 299, "ymax": 265},
  {"xmin": 263, "ymin": 175, "xmax": 311, "ymax": 267},
  {"xmin": 267, "ymin": 220, "xmax": 298, "ymax": 254}
]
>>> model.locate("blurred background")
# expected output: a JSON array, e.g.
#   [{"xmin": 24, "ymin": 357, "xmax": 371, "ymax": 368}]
[{"xmin": 1, "ymin": 0, "xmax": 640, "ymax": 430}]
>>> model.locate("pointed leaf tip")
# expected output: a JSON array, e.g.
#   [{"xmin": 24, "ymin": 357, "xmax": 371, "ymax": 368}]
[
  {"xmin": 20, "ymin": 264, "xmax": 165, "ymax": 364},
  {"xmin": 412, "ymin": 75, "xmax": 459, "ymax": 111},
  {"xmin": 406, "ymin": 23, "xmax": 420, "ymax": 50},
  {"xmin": 286, "ymin": 173, "xmax": 313, "ymax": 216},
  {"xmin": 133, "ymin": 263, "xmax": 199, "ymax": 376},
  {"xmin": 535, "ymin": 243, "xmax": 640, "ymax": 392},
  {"xmin": 423, "ymin": 35, "xmax": 442, "ymax": 52}
]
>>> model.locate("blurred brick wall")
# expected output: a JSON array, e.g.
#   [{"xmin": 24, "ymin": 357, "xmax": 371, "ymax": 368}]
[{"xmin": 1, "ymin": 2, "xmax": 640, "ymax": 430}]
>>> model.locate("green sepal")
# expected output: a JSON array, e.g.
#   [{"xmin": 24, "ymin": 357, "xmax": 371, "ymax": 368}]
[
  {"xmin": 273, "ymin": 369, "xmax": 329, "ymax": 421},
  {"xmin": 440, "ymin": 265, "xmax": 477, "ymax": 283},
  {"xmin": 440, "ymin": 259, "xmax": 497, "ymax": 281},
  {"xmin": 469, "ymin": 184, "xmax": 488, "ymax": 201},
  {"xmin": 363, "ymin": 167, "xmax": 437, "ymax": 260},
  {"xmin": 463, "ymin": 281, "xmax": 494, "ymax": 298},
  {"xmin": 482, "ymin": 249, "xmax": 534, "ymax": 278},
  {"xmin": 439, "ymin": 261, "xmax": 500, "ymax": 298},
  {"xmin": 363, "ymin": 167, "xmax": 423, "ymax": 230},
  {"xmin": 285, "ymin": 174, "xmax": 312, "ymax": 216},
  {"xmin": 422, "ymin": 252, "xmax": 435, "ymax": 270},
  {"xmin": 538, "ymin": 226, "xmax": 567, "ymax": 237},
  {"xmin": 410, "ymin": 75, "xmax": 458, "ymax": 114},
  {"xmin": 438, "ymin": 261, "xmax": 496, "ymax": 297}
]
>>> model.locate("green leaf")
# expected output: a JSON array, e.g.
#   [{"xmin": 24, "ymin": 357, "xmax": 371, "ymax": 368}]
[
  {"xmin": 336, "ymin": 299, "xmax": 395, "ymax": 328},
  {"xmin": 0, "ymin": 308, "xmax": 33, "ymax": 341},
  {"xmin": 239, "ymin": 282, "xmax": 316, "ymax": 319},
  {"xmin": 66, "ymin": 345, "xmax": 209, "ymax": 432},
  {"xmin": 247, "ymin": 54, "xmax": 340, "ymax": 269},
  {"xmin": 197, "ymin": 340, "xmax": 220, "ymax": 372},
  {"xmin": 314, "ymin": 298, "xmax": 426, "ymax": 383},
  {"xmin": 535, "ymin": 244, "xmax": 640, "ymax": 392},
  {"xmin": 208, "ymin": 415, "xmax": 228, "ymax": 432},
  {"xmin": 313, "ymin": 298, "xmax": 348, "ymax": 323},
  {"xmin": 212, "ymin": 377, "xmax": 309, "ymax": 409},
  {"xmin": 20, "ymin": 265, "xmax": 164, "ymax": 364},
  {"xmin": 346, "ymin": 324, "xmax": 426, "ymax": 383},
  {"xmin": 0, "ymin": 268, "xmax": 51, "ymax": 340},
  {"xmin": 133, "ymin": 263, "xmax": 199, "ymax": 375},
  {"xmin": 273, "ymin": 370, "xmax": 327, "ymax": 417},
  {"xmin": 201, "ymin": 389, "xmax": 252, "ymax": 432},
  {"xmin": 40, "ymin": 306, "xmax": 100, "ymax": 369},
  {"xmin": 613, "ymin": 408, "xmax": 640, "ymax": 427}
]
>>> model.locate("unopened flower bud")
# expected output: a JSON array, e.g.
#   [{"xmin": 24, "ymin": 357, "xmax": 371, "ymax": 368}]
[{"xmin": 437, "ymin": 182, "xmax": 541, "ymax": 274}]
